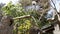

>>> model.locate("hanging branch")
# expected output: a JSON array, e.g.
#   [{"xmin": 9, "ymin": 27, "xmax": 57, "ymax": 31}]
[
  {"xmin": 50, "ymin": 0, "xmax": 60, "ymax": 21},
  {"xmin": 51, "ymin": 0, "xmax": 58, "ymax": 14}
]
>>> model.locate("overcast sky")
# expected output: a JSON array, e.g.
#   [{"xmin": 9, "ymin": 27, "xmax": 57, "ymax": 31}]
[
  {"xmin": 0, "ymin": 0, "xmax": 60, "ymax": 12},
  {"xmin": 0, "ymin": 0, "xmax": 60, "ymax": 18},
  {"xmin": 0, "ymin": 0, "xmax": 18, "ymax": 4}
]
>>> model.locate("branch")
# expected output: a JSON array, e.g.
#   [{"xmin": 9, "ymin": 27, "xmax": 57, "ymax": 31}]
[
  {"xmin": 39, "ymin": 8, "xmax": 50, "ymax": 21},
  {"xmin": 13, "ymin": 15, "xmax": 31, "ymax": 19},
  {"xmin": 51, "ymin": 0, "xmax": 58, "ymax": 14},
  {"xmin": 50, "ymin": 0, "xmax": 60, "ymax": 21}
]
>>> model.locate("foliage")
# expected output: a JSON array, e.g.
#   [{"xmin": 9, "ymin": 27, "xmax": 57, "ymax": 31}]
[
  {"xmin": 2, "ymin": 0, "xmax": 51, "ymax": 34},
  {"xmin": 2, "ymin": 2, "xmax": 24, "ymax": 17},
  {"xmin": 19, "ymin": 0, "xmax": 32, "ymax": 6},
  {"xmin": 2, "ymin": 2, "xmax": 32, "ymax": 34}
]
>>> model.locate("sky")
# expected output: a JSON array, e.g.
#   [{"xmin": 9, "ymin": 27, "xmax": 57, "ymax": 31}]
[
  {"xmin": 0, "ymin": 0, "xmax": 60, "ymax": 18},
  {"xmin": 0, "ymin": 0, "xmax": 60, "ymax": 10},
  {"xmin": 51, "ymin": 0, "xmax": 60, "ymax": 12},
  {"xmin": 0, "ymin": 0, "xmax": 60, "ymax": 12},
  {"xmin": 46, "ymin": 0, "xmax": 60, "ymax": 18},
  {"xmin": 0, "ymin": 0, "xmax": 60, "ymax": 13},
  {"xmin": 0, "ymin": 0, "xmax": 18, "ymax": 4}
]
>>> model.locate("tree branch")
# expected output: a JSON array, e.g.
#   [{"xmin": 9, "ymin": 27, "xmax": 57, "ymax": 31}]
[{"xmin": 13, "ymin": 15, "xmax": 31, "ymax": 19}]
